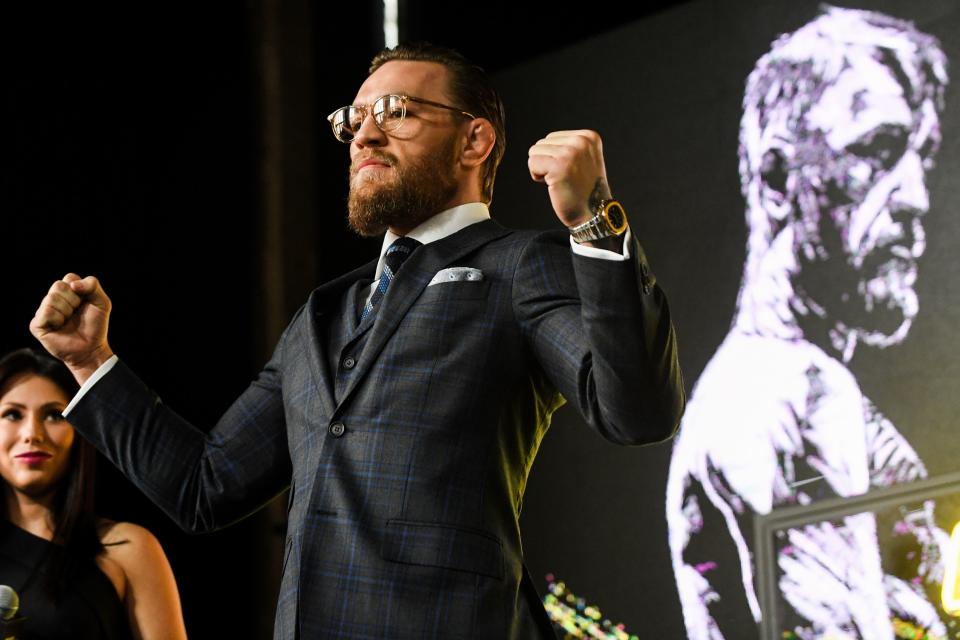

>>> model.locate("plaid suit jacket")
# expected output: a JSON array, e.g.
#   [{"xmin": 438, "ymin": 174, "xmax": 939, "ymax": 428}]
[{"xmin": 67, "ymin": 219, "xmax": 685, "ymax": 639}]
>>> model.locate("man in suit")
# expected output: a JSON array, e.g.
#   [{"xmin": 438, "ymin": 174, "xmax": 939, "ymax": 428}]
[{"xmin": 31, "ymin": 43, "xmax": 684, "ymax": 639}]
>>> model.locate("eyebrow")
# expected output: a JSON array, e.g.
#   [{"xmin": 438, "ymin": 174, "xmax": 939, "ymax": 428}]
[
  {"xmin": 844, "ymin": 122, "xmax": 910, "ymax": 151},
  {"xmin": 877, "ymin": 48, "xmax": 918, "ymax": 108},
  {"xmin": 352, "ymin": 93, "xmax": 403, "ymax": 105},
  {"xmin": 0, "ymin": 402, "xmax": 67, "ymax": 411}
]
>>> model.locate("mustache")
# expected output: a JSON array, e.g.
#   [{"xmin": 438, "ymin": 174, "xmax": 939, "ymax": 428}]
[
  {"xmin": 350, "ymin": 152, "xmax": 398, "ymax": 177},
  {"xmin": 858, "ymin": 218, "xmax": 924, "ymax": 274},
  {"xmin": 859, "ymin": 243, "xmax": 918, "ymax": 278}
]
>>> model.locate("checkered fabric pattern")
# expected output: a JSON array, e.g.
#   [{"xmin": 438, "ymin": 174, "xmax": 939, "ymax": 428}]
[{"xmin": 66, "ymin": 219, "xmax": 684, "ymax": 639}]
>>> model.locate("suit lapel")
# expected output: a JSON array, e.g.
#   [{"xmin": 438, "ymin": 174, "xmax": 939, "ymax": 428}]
[
  {"xmin": 303, "ymin": 258, "xmax": 377, "ymax": 418},
  {"xmin": 334, "ymin": 219, "xmax": 511, "ymax": 414}
]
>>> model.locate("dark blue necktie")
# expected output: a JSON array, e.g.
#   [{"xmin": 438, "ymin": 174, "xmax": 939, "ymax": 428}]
[{"xmin": 360, "ymin": 236, "xmax": 421, "ymax": 322}]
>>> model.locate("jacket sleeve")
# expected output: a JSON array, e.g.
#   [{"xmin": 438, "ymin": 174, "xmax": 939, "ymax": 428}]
[
  {"xmin": 65, "ymin": 312, "xmax": 300, "ymax": 534},
  {"xmin": 512, "ymin": 230, "xmax": 685, "ymax": 445}
]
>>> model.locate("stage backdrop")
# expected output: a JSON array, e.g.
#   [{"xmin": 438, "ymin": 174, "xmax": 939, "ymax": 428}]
[{"xmin": 497, "ymin": 1, "xmax": 960, "ymax": 637}]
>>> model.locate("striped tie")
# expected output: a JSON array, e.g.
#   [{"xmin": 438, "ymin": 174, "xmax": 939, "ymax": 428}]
[{"xmin": 360, "ymin": 236, "xmax": 422, "ymax": 322}]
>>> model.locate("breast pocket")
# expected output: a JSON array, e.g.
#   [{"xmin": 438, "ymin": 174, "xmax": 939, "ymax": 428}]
[{"xmin": 418, "ymin": 278, "xmax": 491, "ymax": 304}]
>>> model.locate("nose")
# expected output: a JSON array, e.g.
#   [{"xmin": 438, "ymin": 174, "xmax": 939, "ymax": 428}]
[
  {"xmin": 351, "ymin": 109, "xmax": 386, "ymax": 149},
  {"xmin": 889, "ymin": 152, "xmax": 929, "ymax": 213},
  {"xmin": 21, "ymin": 413, "xmax": 46, "ymax": 443}
]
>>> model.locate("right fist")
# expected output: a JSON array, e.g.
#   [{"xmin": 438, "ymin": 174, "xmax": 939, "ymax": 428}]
[{"xmin": 30, "ymin": 273, "xmax": 115, "ymax": 383}]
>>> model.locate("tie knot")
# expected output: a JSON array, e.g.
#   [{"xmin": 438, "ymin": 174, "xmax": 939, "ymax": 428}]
[
  {"xmin": 359, "ymin": 236, "xmax": 422, "ymax": 323},
  {"xmin": 383, "ymin": 236, "xmax": 421, "ymax": 272}
]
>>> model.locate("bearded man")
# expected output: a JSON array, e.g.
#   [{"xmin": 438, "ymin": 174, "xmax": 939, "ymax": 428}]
[{"xmin": 31, "ymin": 42, "xmax": 684, "ymax": 639}]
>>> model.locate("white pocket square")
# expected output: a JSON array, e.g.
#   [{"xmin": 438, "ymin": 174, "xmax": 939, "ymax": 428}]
[{"xmin": 428, "ymin": 267, "xmax": 484, "ymax": 286}]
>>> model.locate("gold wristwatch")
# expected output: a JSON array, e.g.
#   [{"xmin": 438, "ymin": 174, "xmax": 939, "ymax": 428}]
[{"xmin": 568, "ymin": 199, "xmax": 628, "ymax": 243}]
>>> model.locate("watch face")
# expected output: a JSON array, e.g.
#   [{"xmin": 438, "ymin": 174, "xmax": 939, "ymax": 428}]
[{"xmin": 604, "ymin": 201, "xmax": 627, "ymax": 233}]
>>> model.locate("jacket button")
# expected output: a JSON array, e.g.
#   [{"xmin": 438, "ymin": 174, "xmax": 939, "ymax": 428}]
[
  {"xmin": 342, "ymin": 356, "xmax": 356, "ymax": 369},
  {"xmin": 329, "ymin": 422, "xmax": 346, "ymax": 437}
]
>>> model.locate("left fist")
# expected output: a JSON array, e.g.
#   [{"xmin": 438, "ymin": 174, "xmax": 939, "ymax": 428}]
[{"xmin": 528, "ymin": 129, "xmax": 611, "ymax": 227}]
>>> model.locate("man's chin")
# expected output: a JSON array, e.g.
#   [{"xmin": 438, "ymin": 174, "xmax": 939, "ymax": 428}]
[
  {"xmin": 852, "ymin": 295, "xmax": 916, "ymax": 349},
  {"xmin": 857, "ymin": 315, "xmax": 913, "ymax": 348},
  {"xmin": 346, "ymin": 200, "xmax": 387, "ymax": 237},
  {"xmin": 350, "ymin": 175, "xmax": 393, "ymax": 195}
]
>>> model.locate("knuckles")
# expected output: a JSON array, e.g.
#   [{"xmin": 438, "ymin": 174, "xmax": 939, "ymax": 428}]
[{"xmin": 49, "ymin": 280, "xmax": 70, "ymax": 295}]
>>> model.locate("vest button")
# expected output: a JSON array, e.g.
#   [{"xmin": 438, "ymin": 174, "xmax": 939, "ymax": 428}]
[
  {"xmin": 329, "ymin": 422, "xmax": 346, "ymax": 438},
  {"xmin": 343, "ymin": 356, "xmax": 356, "ymax": 369}
]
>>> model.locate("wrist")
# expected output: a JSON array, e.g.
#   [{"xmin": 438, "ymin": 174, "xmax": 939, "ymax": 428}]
[
  {"xmin": 66, "ymin": 345, "xmax": 115, "ymax": 386},
  {"xmin": 568, "ymin": 199, "xmax": 628, "ymax": 244}
]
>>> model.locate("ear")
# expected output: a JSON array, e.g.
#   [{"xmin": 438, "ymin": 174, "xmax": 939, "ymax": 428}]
[
  {"xmin": 760, "ymin": 148, "xmax": 788, "ymax": 199},
  {"xmin": 459, "ymin": 118, "xmax": 495, "ymax": 169},
  {"xmin": 758, "ymin": 146, "xmax": 797, "ymax": 222}
]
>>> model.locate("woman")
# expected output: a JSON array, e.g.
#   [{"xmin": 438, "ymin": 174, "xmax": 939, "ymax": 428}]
[{"xmin": 0, "ymin": 348, "xmax": 187, "ymax": 639}]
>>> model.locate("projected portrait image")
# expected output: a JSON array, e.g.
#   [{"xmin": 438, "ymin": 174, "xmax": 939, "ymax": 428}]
[{"xmin": 665, "ymin": 7, "xmax": 949, "ymax": 638}]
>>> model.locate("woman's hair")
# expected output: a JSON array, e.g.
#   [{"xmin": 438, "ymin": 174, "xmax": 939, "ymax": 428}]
[{"xmin": 0, "ymin": 348, "xmax": 103, "ymax": 592}]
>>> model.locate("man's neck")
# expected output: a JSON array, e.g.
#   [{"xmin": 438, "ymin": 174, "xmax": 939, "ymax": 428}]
[
  {"xmin": 385, "ymin": 203, "xmax": 489, "ymax": 244},
  {"xmin": 734, "ymin": 276, "xmax": 856, "ymax": 362}
]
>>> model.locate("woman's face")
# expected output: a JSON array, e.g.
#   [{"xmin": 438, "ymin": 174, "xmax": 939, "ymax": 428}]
[{"xmin": 0, "ymin": 374, "xmax": 75, "ymax": 500}]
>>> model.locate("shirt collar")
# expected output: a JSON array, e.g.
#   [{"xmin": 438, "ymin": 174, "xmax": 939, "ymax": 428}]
[{"xmin": 373, "ymin": 202, "xmax": 490, "ymax": 279}]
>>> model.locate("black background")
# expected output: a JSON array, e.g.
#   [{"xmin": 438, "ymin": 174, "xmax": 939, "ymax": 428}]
[
  {"xmin": 4, "ymin": 1, "xmax": 958, "ymax": 637},
  {"xmin": 1, "ymin": 2, "xmax": 687, "ymax": 636}
]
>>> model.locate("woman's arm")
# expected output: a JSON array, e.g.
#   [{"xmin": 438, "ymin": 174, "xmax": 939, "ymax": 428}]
[{"xmin": 100, "ymin": 521, "xmax": 188, "ymax": 640}]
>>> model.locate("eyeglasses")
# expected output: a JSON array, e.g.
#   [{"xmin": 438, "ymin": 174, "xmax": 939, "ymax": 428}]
[{"xmin": 327, "ymin": 94, "xmax": 476, "ymax": 143}]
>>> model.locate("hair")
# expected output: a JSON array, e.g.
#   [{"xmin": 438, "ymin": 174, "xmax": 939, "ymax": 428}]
[
  {"xmin": 737, "ymin": 6, "xmax": 948, "ymax": 261},
  {"xmin": 0, "ymin": 348, "xmax": 103, "ymax": 594},
  {"xmin": 369, "ymin": 42, "xmax": 507, "ymax": 204}
]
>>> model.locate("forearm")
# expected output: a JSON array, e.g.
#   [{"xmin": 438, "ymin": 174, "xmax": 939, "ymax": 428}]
[
  {"xmin": 515, "ymin": 231, "xmax": 685, "ymax": 445},
  {"xmin": 571, "ymin": 234, "xmax": 685, "ymax": 443},
  {"xmin": 67, "ymin": 359, "xmax": 290, "ymax": 532}
]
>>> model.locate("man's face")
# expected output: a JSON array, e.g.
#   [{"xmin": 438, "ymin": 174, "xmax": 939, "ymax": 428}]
[
  {"xmin": 792, "ymin": 52, "xmax": 941, "ymax": 347},
  {"xmin": 346, "ymin": 60, "xmax": 464, "ymax": 237}
]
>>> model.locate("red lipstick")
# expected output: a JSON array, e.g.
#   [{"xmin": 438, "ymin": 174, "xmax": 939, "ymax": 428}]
[{"xmin": 15, "ymin": 452, "xmax": 52, "ymax": 464}]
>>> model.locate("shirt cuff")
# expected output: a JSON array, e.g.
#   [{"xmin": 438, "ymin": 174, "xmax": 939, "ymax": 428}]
[
  {"xmin": 569, "ymin": 228, "xmax": 632, "ymax": 261},
  {"xmin": 64, "ymin": 355, "xmax": 119, "ymax": 416}
]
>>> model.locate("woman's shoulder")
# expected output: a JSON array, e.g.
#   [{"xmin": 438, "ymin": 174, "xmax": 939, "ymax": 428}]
[
  {"xmin": 98, "ymin": 519, "xmax": 169, "ymax": 568},
  {"xmin": 96, "ymin": 519, "xmax": 168, "ymax": 600},
  {"xmin": 96, "ymin": 519, "xmax": 188, "ymax": 640},
  {"xmin": 98, "ymin": 519, "xmax": 160, "ymax": 548}
]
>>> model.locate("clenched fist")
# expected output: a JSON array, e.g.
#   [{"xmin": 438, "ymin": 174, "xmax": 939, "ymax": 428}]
[
  {"xmin": 527, "ymin": 129, "xmax": 612, "ymax": 228},
  {"xmin": 30, "ymin": 273, "xmax": 115, "ymax": 384}
]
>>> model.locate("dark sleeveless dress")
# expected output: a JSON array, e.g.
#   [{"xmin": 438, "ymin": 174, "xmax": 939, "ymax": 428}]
[{"xmin": 0, "ymin": 520, "xmax": 131, "ymax": 640}]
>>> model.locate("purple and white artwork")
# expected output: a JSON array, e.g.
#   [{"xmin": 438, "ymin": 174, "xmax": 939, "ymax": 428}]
[{"xmin": 665, "ymin": 7, "xmax": 949, "ymax": 639}]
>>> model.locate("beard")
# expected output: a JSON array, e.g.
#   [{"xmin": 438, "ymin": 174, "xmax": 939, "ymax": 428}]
[
  {"xmin": 849, "ymin": 250, "xmax": 919, "ymax": 348},
  {"xmin": 347, "ymin": 137, "xmax": 459, "ymax": 238},
  {"xmin": 791, "ymin": 196, "xmax": 919, "ymax": 352}
]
